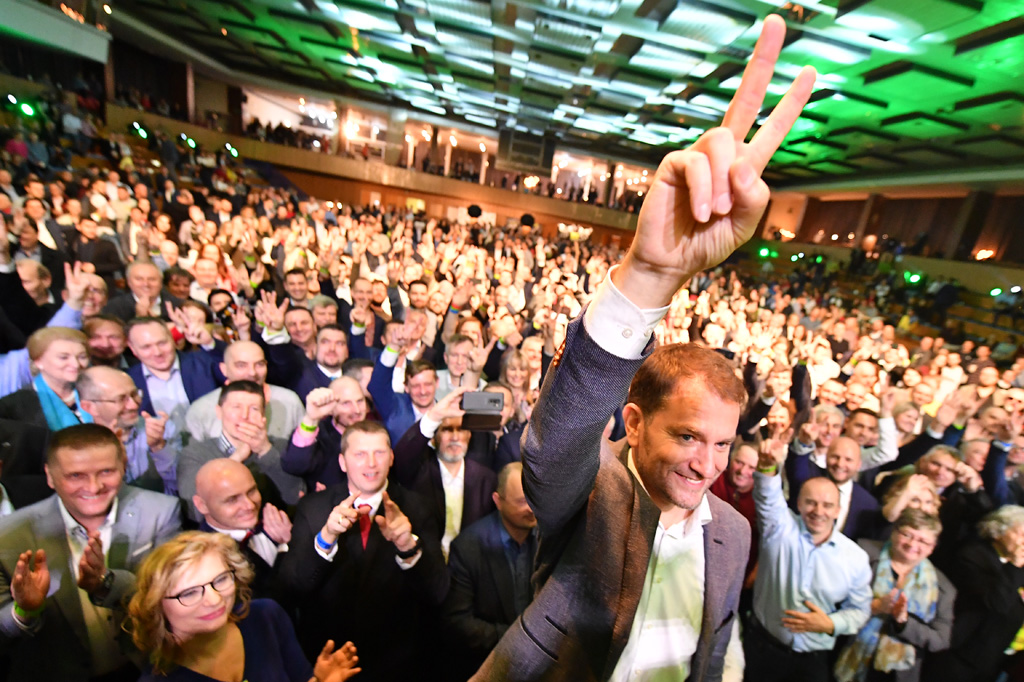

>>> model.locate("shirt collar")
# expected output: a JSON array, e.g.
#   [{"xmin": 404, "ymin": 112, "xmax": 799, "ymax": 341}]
[
  {"xmin": 57, "ymin": 495, "xmax": 119, "ymax": 538},
  {"xmin": 350, "ymin": 484, "xmax": 387, "ymax": 516},
  {"xmin": 142, "ymin": 356, "xmax": 181, "ymax": 379},
  {"xmin": 207, "ymin": 520, "xmax": 253, "ymax": 542},
  {"xmin": 798, "ymin": 517, "xmax": 839, "ymax": 547},
  {"xmin": 317, "ymin": 363, "xmax": 342, "ymax": 380},
  {"xmin": 438, "ymin": 458, "xmax": 465, "ymax": 486},
  {"xmin": 218, "ymin": 433, "xmax": 237, "ymax": 456},
  {"xmin": 837, "ymin": 479, "xmax": 854, "ymax": 495},
  {"xmin": 626, "ymin": 446, "xmax": 713, "ymax": 535}
]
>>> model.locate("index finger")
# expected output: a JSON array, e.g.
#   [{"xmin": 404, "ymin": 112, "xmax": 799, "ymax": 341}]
[
  {"xmin": 338, "ymin": 492, "xmax": 359, "ymax": 510},
  {"xmin": 721, "ymin": 14, "xmax": 788, "ymax": 142}
]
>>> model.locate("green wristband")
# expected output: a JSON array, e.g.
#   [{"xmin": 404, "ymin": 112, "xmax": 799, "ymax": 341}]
[{"xmin": 13, "ymin": 603, "xmax": 43, "ymax": 620}]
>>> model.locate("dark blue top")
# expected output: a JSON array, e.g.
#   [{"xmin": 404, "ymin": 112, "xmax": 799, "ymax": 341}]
[{"xmin": 137, "ymin": 599, "xmax": 313, "ymax": 682}]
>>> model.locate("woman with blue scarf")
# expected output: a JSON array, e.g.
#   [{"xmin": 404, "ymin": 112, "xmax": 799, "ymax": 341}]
[
  {"xmin": 0, "ymin": 326, "xmax": 93, "ymax": 505},
  {"xmin": 834, "ymin": 509, "xmax": 955, "ymax": 682}
]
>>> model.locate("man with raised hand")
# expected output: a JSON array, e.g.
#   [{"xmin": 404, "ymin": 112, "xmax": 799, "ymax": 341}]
[{"xmin": 475, "ymin": 15, "xmax": 815, "ymax": 681}]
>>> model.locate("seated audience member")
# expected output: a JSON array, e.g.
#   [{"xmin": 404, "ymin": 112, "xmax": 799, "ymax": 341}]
[
  {"xmin": 747, "ymin": 440, "xmax": 872, "ymax": 682},
  {"xmin": 129, "ymin": 531, "xmax": 360, "ymax": 682},
  {"xmin": 834, "ymin": 509, "xmax": 954, "ymax": 682},
  {"xmin": 0, "ymin": 327, "xmax": 91, "ymax": 506},
  {"xmin": 78, "ymin": 366, "xmax": 178, "ymax": 493},
  {"xmin": 126, "ymin": 316, "xmax": 224, "ymax": 440},
  {"xmin": 71, "ymin": 218, "xmax": 122, "ymax": 291},
  {"xmin": 12, "ymin": 220, "xmax": 66, "ymax": 296},
  {"xmin": 283, "ymin": 378, "xmax": 368, "ymax": 488},
  {"xmin": 178, "ymin": 381, "xmax": 303, "ymax": 519},
  {"xmin": 787, "ymin": 433, "xmax": 881, "ymax": 541},
  {"xmin": 185, "ymin": 341, "xmax": 304, "ymax": 440},
  {"xmin": 435, "ymin": 334, "xmax": 484, "ymax": 401},
  {"xmin": 442, "ymin": 461, "xmax": 537, "ymax": 681},
  {"xmin": 15, "ymin": 259, "xmax": 56, "ymax": 315},
  {"xmin": 83, "ymin": 314, "xmax": 129, "ymax": 368},
  {"xmin": 368, "ymin": 336, "xmax": 439, "ymax": 444},
  {"xmin": 278, "ymin": 421, "xmax": 448, "ymax": 681},
  {"xmin": 391, "ymin": 387, "xmax": 497, "ymax": 557},
  {"xmin": 924, "ymin": 506, "xmax": 1024, "ymax": 682},
  {"xmin": 104, "ymin": 262, "xmax": 183, "ymax": 322},
  {"xmin": 0, "ymin": 424, "xmax": 181, "ymax": 681},
  {"xmin": 192, "ymin": 459, "xmax": 292, "ymax": 598}
]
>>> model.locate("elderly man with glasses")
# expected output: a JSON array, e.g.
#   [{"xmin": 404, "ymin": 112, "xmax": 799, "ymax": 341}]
[{"xmin": 78, "ymin": 366, "xmax": 178, "ymax": 495}]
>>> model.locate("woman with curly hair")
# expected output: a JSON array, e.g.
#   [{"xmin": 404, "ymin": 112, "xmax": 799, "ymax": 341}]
[{"xmin": 129, "ymin": 531, "xmax": 360, "ymax": 681}]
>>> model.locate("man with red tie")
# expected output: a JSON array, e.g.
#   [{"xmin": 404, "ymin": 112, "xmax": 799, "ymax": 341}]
[{"xmin": 277, "ymin": 420, "xmax": 449, "ymax": 682}]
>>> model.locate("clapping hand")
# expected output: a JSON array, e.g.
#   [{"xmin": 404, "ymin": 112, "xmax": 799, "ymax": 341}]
[
  {"xmin": 312, "ymin": 640, "xmax": 361, "ymax": 682},
  {"xmin": 77, "ymin": 532, "xmax": 107, "ymax": 595},
  {"xmin": 375, "ymin": 491, "xmax": 417, "ymax": 554},
  {"xmin": 141, "ymin": 410, "xmax": 169, "ymax": 450},
  {"xmin": 262, "ymin": 503, "xmax": 292, "ymax": 545},
  {"xmin": 614, "ymin": 15, "xmax": 814, "ymax": 309},
  {"xmin": 234, "ymin": 411, "xmax": 272, "ymax": 456},
  {"xmin": 11, "ymin": 549, "xmax": 49, "ymax": 613}
]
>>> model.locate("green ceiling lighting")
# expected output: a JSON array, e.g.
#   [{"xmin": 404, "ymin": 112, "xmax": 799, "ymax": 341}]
[
  {"xmin": 19, "ymin": 103, "xmax": 34, "ymax": 116},
  {"xmin": 109, "ymin": 0, "xmax": 1024, "ymax": 182},
  {"xmin": 770, "ymin": 250, "xmax": 779, "ymax": 259},
  {"xmin": 759, "ymin": 247, "xmax": 770, "ymax": 258},
  {"xmin": 187, "ymin": 138, "xmax": 196, "ymax": 149},
  {"xmin": 907, "ymin": 273, "xmax": 921, "ymax": 284},
  {"xmin": 991, "ymin": 287, "xmax": 1003, "ymax": 297},
  {"xmin": 791, "ymin": 255, "xmax": 799, "ymax": 261}
]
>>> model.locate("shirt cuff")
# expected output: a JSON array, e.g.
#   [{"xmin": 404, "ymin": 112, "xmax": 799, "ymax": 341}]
[
  {"xmin": 0, "ymin": 261, "xmax": 14, "ymax": 274},
  {"xmin": 380, "ymin": 346, "xmax": 399, "ymax": 368},
  {"xmin": 583, "ymin": 265, "xmax": 669, "ymax": 360},
  {"xmin": 292, "ymin": 426, "xmax": 319, "ymax": 447},
  {"xmin": 396, "ymin": 550, "xmax": 422, "ymax": 570},
  {"xmin": 314, "ymin": 538, "xmax": 339, "ymax": 562},
  {"xmin": 262, "ymin": 327, "xmax": 290, "ymax": 345},
  {"xmin": 350, "ymin": 324, "xmax": 366, "ymax": 337},
  {"xmin": 420, "ymin": 413, "xmax": 441, "ymax": 439}
]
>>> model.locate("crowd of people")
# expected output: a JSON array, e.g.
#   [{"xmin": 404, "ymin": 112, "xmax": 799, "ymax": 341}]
[{"xmin": 1, "ymin": 15, "xmax": 1024, "ymax": 682}]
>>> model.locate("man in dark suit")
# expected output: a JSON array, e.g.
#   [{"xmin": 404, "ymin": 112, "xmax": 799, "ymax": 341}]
[
  {"xmin": 12, "ymin": 220, "xmax": 65, "ymax": 296},
  {"xmin": 443, "ymin": 462, "xmax": 537, "ymax": 681},
  {"xmin": 277, "ymin": 420, "xmax": 449, "ymax": 682},
  {"xmin": 786, "ymin": 434, "xmax": 881, "ymax": 541},
  {"xmin": 69, "ymin": 218, "xmax": 122, "ymax": 292},
  {"xmin": 103, "ymin": 262, "xmax": 182, "ymax": 322},
  {"xmin": 21, "ymin": 196, "xmax": 70, "ymax": 257},
  {"xmin": 192, "ymin": 458, "xmax": 292, "ymax": 600},
  {"xmin": 125, "ymin": 316, "xmax": 224, "ymax": 433},
  {"xmin": 391, "ymin": 386, "xmax": 497, "ymax": 558},
  {"xmin": 476, "ymin": 15, "xmax": 813, "ymax": 680},
  {"xmin": 0, "ymin": 424, "xmax": 181, "ymax": 681}
]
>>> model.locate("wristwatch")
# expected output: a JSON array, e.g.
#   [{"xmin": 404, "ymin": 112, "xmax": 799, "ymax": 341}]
[{"xmin": 89, "ymin": 570, "xmax": 115, "ymax": 606}]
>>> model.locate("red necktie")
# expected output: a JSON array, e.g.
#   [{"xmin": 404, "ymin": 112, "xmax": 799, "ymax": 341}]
[{"xmin": 357, "ymin": 504, "xmax": 372, "ymax": 549}]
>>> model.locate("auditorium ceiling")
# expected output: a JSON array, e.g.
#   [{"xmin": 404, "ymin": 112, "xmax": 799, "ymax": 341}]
[{"xmin": 112, "ymin": 0, "xmax": 1024, "ymax": 185}]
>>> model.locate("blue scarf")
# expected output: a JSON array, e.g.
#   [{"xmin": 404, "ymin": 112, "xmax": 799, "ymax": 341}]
[
  {"xmin": 834, "ymin": 542, "xmax": 939, "ymax": 682},
  {"xmin": 34, "ymin": 373, "xmax": 93, "ymax": 431}
]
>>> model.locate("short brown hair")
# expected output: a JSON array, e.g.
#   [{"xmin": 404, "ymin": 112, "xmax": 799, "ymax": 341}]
[
  {"xmin": 47, "ymin": 423, "xmax": 126, "ymax": 468},
  {"xmin": 340, "ymin": 420, "xmax": 391, "ymax": 454},
  {"xmin": 893, "ymin": 508, "xmax": 942, "ymax": 536},
  {"xmin": 127, "ymin": 532, "xmax": 254, "ymax": 675},
  {"xmin": 627, "ymin": 343, "xmax": 746, "ymax": 418},
  {"xmin": 405, "ymin": 359, "xmax": 437, "ymax": 383}
]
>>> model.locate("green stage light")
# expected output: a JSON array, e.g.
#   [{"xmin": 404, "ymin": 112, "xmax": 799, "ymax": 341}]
[
  {"xmin": 139, "ymin": 129, "xmax": 148, "ymax": 139},
  {"xmin": 187, "ymin": 138, "xmax": 196, "ymax": 149},
  {"xmin": 815, "ymin": 256, "xmax": 822, "ymax": 263},
  {"xmin": 991, "ymin": 288, "xmax": 1003, "ymax": 297},
  {"xmin": 19, "ymin": 103, "xmax": 34, "ymax": 116},
  {"xmin": 908, "ymin": 273, "xmax": 921, "ymax": 284},
  {"xmin": 759, "ymin": 247, "xmax": 769, "ymax": 257},
  {"xmin": 791, "ymin": 255, "xmax": 798, "ymax": 262},
  {"xmin": 230, "ymin": 148, "xmax": 239, "ymax": 157},
  {"xmin": 770, "ymin": 250, "xmax": 778, "ymax": 258}
]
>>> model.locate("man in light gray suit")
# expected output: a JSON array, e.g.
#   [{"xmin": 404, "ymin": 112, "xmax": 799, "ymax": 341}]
[
  {"xmin": 0, "ymin": 424, "xmax": 181, "ymax": 681},
  {"xmin": 474, "ymin": 15, "xmax": 816, "ymax": 682}
]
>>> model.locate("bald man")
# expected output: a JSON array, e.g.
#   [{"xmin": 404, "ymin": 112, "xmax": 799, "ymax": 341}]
[
  {"xmin": 282, "ymin": 376, "xmax": 370, "ymax": 488},
  {"xmin": 749, "ymin": 447, "xmax": 872, "ymax": 682},
  {"xmin": 193, "ymin": 458, "xmax": 292, "ymax": 598},
  {"xmin": 786, "ymin": 433, "xmax": 881, "ymax": 541},
  {"xmin": 78, "ymin": 365, "xmax": 178, "ymax": 494},
  {"xmin": 185, "ymin": 340, "xmax": 304, "ymax": 440},
  {"xmin": 103, "ymin": 261, "xmax": 184, "ymax": 322}
]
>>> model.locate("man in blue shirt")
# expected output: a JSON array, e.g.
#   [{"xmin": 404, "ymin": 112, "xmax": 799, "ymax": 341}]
[{"xmin": 747, "ymin": 440, "xmax": 872, "ymax": 682}]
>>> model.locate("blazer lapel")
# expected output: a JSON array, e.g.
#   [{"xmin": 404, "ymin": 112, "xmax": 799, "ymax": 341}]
[
  {"xmin": 428, "ymin": 464, "xmax": 446, "ymax": 531},
  {"xmin": 691, "ymin": 513, "xmax": 728, "ymax": 681},
  {"xmin": 110, "ymin": 490, "xmax": 141, "ymax": 570},
  {"xmin": 34, "ymin": 499, "xmax": 90, "ymax": 650},
  {"xmin": 486, "ymin": 516, "xmax": 516, "ymax": 620}
]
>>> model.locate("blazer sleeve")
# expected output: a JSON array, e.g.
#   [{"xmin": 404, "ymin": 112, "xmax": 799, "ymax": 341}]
[
  {"xmin": 521, "ymin": 315, "xmax": 648, "ymax": 536},
  {"xmin": 981, "ymin": 443, "xmax": 1014, "ymax": 507},
  {"xmin": 391, "ymin": 420, "xmax": 430, "ymax": 488},
  {"xmin": 892, "ymin": 568, "xmax": 955, "ymax": 653},
  {"xmin": 276, "ymin": 493, "xmax": 337, "ymax": 596},
  {"xmin": 368, "ymin": 352, "xmax": 400, "ymax": 421}
]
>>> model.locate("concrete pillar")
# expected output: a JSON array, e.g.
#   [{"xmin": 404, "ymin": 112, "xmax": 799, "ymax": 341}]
[
  {"xmin": 945, "ymin": 190, "xmax": 994, "ymax": 260},
  {"xmin": 384, "ymin": 108, "xmax": 406, "ymax": 166},
  {"xmin": 479, "ymin": 152, "xmax": 487, "ymax": 184},
  {"xmin": 184, "ymin": 62, "xmax": 195, "ymax": 124},
  {"xmin": 443, "ymin": 140, "xmax": 452, "ymax": 176},
  {"xmin": 853, "ymin": 193, "xmax": 882, "ymax": 244},
  {"xmin": 604, "ymin": 163, "xmax": 618, "ymax": 206}
]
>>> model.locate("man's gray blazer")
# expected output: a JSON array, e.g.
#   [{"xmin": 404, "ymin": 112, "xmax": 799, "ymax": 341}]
[
  {"xmin": 0, "ymin": 486, "xmax": 182, "ymax": 681},
  {"xmin": 474, "ymin": 315, "xmax": 750, "ymax": 681}
]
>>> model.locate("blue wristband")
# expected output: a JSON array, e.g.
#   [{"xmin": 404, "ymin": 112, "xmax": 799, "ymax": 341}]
[{"xmin": 315, "ymin": 532, "xmax": 335, "ymax": 551}]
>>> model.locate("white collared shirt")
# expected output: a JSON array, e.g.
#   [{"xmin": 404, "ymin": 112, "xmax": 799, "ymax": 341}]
[
  {"xmin": 313, "ymin": 485, "xmax": 421, "ymax": 569},
  {"xmin": 611, "ymin": 451, "xmax": 711, "ymax": 681},
  {"xmin": 0, "ymin": 484, "xmax": 13, "ymax": 518},
  {"xmin": 438, "ymin": 458, "xmax": 465, "ymax": 559},
  {"xmin": 318, "ymin": 363, "xmax": 343, "ymax": 380},
  {"xmin": 208, "ymin": 521, "xmax": 285, "ymax": 567},
  {"xmin": 835, "ymin": 479, "xmax": 854, "ymax": 533}
]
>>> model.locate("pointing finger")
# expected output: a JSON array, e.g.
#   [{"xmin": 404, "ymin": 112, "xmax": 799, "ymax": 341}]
[{"xmin": 722, "ymin": 14, "xmax": 787, "ymax": 142}]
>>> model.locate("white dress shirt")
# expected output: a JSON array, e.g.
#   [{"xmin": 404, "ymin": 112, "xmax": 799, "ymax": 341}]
[
  {"xmin": 313, "ymin": 485, "xmax": 421, "ymax": 569},
  {"xmin": 835, "ymin": 479, "xmax": 854, "ymax": 533}
]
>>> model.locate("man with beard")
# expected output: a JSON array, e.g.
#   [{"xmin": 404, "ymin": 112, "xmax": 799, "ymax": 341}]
[
  {"xmin": 82, "ymin": 315, "xmax": 129, "ymax": 368},
  {"xmin": 289, "ymin": 324, "xmax": 350, "ymax": 401},
  {"xmin": 284, "ymin": 377, "xmax": 370, "ymax": 488},
  {"xmin": 77, "ymin": 366, "xmax": 177, "ymax": 494},
  {"xmin": 391, "ymin": 387, "xmax": 497, "ymax": 558},
  {"xmin": 747, "ymin": 441, "xmax": 871, "ymax": 681}
]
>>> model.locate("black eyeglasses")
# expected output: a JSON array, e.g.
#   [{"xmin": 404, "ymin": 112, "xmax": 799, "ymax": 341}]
[{"xmin": 164, "ymin": 570, "xmax": 235, "ymax": 607}]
